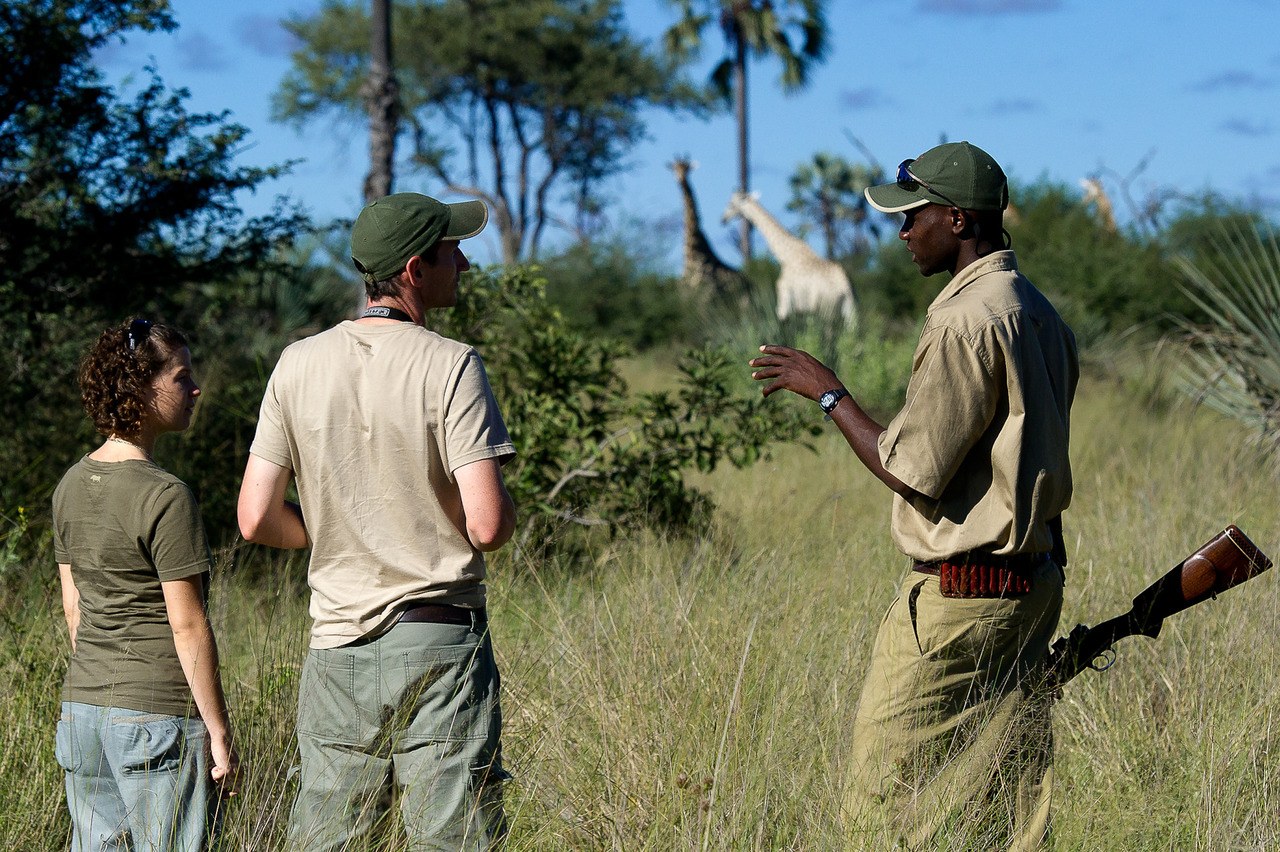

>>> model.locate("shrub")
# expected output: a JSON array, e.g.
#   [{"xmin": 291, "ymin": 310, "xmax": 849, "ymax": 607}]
[
  {"xmin": 540, "ymin": 230, "xmax": 700, "ymax": 350},
  {"xmin": 427, "ymin": 264, "xmax": 822, "ymax": 553}
]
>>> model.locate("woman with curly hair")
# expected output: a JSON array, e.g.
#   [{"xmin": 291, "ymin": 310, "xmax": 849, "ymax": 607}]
[{"xmin": 51, "ymin": 318, "xmax": 238, "ymax": 852}]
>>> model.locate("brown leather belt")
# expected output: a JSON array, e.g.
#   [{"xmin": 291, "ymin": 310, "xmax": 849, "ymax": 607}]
[
  {"xmin": 913, "ymin": 552, "xmax": 1048, "ymax": 598},
  {"xmin": 398, "ymin": 602, "xmax": 486, "ymax": 627}
]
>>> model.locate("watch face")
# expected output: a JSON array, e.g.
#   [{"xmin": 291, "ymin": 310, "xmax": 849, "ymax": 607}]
[{"xmin": 820, "ymin": 391, "xmax": 837, "ymax": 408}]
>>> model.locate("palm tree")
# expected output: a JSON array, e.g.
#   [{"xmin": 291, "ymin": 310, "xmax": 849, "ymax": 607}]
[
  {"xmin": 787, "ymin": 151, "xmax": 883, "ymax": 260},
  {"xmin": 663, "ymin": 0, "xmax": 828, "ymax": 259}
]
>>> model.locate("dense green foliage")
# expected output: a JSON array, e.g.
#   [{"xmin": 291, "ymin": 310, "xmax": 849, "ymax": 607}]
[
  {"xmin": 539, "ymin": 231, "xmax": 701, "ymax": 350},
  {"xmin": 0, "ymin": 0, "xmax": 308, "ymax": 526},
  {"xmin": 275, "ymin": 0, "xmax": 709, "ymax": 262},
  {"xmin": 428, "ymin": 264, "xmax": 821, "ymax": 553}
]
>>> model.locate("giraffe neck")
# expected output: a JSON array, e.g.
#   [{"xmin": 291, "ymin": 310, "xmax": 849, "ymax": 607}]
[
  {"xmin": 734, "ymin": 197, "xmax": 815, "ymax": 264},
  {"xmin": 678, "ymin": 173, "xmax": 731, "ymax": 273}
]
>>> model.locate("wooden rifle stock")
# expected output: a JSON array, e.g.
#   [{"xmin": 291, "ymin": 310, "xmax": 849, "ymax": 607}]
[{"xmin": 1046, "ymin": 525, "xmax": 1272, "ymax": 688}]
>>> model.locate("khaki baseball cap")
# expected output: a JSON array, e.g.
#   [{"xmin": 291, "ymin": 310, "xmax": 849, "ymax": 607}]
[
  {"xmin": 350, "ymin": 193, "xmax": 488, "ymax": 283},
  {"xmin": 865, "ymin": 141, "xmax": 1008, "ymax": 213}
]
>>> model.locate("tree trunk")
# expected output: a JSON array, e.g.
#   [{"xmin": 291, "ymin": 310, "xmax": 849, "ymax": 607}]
[
  {"xmin": 362, "ymin": 0, "xmax": 398, "ymax": 204},
  {"xmin": 734, "ymin": 34, "xmax": 751, "ymax": 260}
]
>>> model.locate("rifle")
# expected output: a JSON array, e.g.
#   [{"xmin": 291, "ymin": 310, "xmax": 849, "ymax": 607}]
[{"xmin": 1045, "ymin": 525, "xmax": 1272, "ymax": 689}]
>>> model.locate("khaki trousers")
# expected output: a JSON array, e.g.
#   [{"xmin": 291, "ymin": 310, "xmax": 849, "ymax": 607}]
[{"xmin": 842, "ymin": 559, "xmax": 1063, "ymax": 851}]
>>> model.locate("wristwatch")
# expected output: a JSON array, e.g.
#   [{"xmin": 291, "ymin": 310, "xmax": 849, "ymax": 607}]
[{"xmin": 818, "ymin": 387, "xmax": 849, "ymax": 414}]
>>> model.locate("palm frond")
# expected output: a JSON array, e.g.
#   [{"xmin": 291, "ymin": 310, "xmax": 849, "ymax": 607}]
[{"xmin": 1175, "ymin": 221, "xmax": 1280, "ymax": 465}]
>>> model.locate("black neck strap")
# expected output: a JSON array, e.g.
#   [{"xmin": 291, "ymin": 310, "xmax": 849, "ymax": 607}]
[{"xmin": 360, "ymin": 305, "xmax": 415, "ymax": 323}]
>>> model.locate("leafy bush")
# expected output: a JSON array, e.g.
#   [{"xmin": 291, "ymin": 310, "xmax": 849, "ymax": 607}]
[
  {"xmin": 539, "ymin": 231, "xmax": 700, "ymax": 350},
  {"xmin": 428, "ymin": 264, "xmax": 822, "ymax": 553},
  {"xmin": 848, "ymin": 238, "xmax": 933, "ymax": 322}
]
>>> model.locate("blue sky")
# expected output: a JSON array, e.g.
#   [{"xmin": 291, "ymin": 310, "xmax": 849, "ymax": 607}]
[{"xmin": 96, "ymin": 0, "xmax": 1280, "ymax": 268}]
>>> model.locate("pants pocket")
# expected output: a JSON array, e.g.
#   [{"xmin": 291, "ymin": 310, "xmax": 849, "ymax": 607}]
[
  {"xmin": 54, "ymin": 715, "xmax": 83, "ymax": 773},
  {"xmin": 399, "ymin": 640, "xmax": 495, "ymax": 745},
  {"xmin": 109, "ymin": 714, "xmax": 186, "ymax": 775},
  {"xmin": 296, "ymin": 649, "xmax": 362, "ymax": 744}
]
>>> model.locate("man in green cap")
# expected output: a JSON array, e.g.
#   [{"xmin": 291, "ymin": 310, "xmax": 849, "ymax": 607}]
[
  {"xmin": 238, "ymin": 192, "xmax": 516, "ymax": 849},
  {"xmin": 750, "ymin": 141, "xmax": 1077, "ymax": 849}
]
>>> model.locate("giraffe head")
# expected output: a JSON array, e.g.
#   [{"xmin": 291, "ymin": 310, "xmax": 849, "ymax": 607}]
[
  {"xmin": 1079, "ymin": 177, "xmax": 1104, "ymax": 204},
  {"xmin": 669, "ymin": 156, "xmax": 697, "ymax": 183},
  {"xmin": 721, "ymin": 191, "xmax": 757, "ymax": 224}
]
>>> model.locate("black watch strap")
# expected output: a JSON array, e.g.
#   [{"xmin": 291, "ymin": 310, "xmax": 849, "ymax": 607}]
[{"xmin": 819, "ymin": 387, "xmax": 849, "ymax": 414}]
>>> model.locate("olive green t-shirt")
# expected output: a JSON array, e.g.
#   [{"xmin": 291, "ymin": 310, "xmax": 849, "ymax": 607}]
[
  {"xmin": 250, "ymin": 321, "xmax": 515, "ymax": 649},
  {"xmin": 52, "ymin": 456, "xmax": 213, "ymax": 715},
  {"xmin": 878, "ymin": 251, "xmax": 1078, "ymax": 562}
]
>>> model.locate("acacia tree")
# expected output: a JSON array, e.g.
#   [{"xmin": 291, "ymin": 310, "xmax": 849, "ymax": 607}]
[
  {"xmin": 275, "ymin": 0, "xmax": 707, "ymax": 263},
  {"xmin": 786, "ymin": 151, "xmax": 882, "ymax": 260},
  {"xmin": 662, "ymin": 0, "xmax": 828, "ymax": 259}
]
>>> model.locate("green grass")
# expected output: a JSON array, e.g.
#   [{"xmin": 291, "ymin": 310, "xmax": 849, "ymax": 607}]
[{"xmin": 2, "ymin": 375, "xmax": 1277, "ymax": 850}]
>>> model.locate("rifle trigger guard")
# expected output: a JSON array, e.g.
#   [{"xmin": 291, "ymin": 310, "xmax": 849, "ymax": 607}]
[{"xmin": 1089, "ymin": 647, "xmax": 1117, "ymax": 673}]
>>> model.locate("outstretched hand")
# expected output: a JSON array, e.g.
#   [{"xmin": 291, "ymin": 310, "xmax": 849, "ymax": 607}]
[{"xmin": 749, "ymin": 344, "xmax": 842, "ymax": 400}]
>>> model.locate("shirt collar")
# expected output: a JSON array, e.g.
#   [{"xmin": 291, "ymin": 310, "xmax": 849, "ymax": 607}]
[{"xmin": 927, "ymin": 250, "xmax": 1019, "ymax": 314}]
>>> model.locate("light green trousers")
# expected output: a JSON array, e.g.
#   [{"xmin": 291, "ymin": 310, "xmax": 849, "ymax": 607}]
[
  {"xmin": 287, "ymin": 619, "xmax": 507, "ymax": 851},
  {"xmin": 842, "ymin": 559, "xmax": 1063, "ymax": 852}
]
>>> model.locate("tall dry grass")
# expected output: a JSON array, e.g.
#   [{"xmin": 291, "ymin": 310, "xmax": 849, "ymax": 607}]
[{"xmin": 1, "ymin": 375, "xmax": 1276, "ymax": 850}]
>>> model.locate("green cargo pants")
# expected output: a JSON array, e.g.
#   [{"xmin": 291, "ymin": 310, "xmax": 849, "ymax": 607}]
[
  {"xmin": 287, "ymin": 618, "xmax": 507, "ymax": 851},
  {"xmin": 842, "ymin": 558, "xmax": 1063, "ymax": 852}
]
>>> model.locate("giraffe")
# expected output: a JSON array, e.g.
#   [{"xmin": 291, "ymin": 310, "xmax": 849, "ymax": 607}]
[
  {"xmin": 1079, "ymin": 177, "xmax": 1118, "ymax": 232},
  {"xmin": 670, "ymin": 157, "xmax": 751, "ymax": 307},
  {"xmin": 722, "ymin": 192, "xmax": 856, "ymax": 326}
]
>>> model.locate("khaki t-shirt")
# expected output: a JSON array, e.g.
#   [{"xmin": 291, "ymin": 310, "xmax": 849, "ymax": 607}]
[
  {"xmin": 52, "ymin": 457, "xmax": 213, "ymax": 715},
  {"xmin": 250, "ymin": 321, "xmax": 515, "ymax": 649},
  {"xmin": 878, "ymin": 251, "xmax": 1078, "ymax": 562}
]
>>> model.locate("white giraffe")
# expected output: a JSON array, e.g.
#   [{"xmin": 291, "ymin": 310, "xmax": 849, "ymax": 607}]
[
  {"xmin": 1079, "ymin": 177, "xmax": 1118, "ymax": 232},
  {"xmin": 722, "ymin": 192, "xmax": 856, "ymax": 326}
]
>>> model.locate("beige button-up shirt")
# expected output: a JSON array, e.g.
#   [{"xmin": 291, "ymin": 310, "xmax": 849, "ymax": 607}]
[{"xmin": 878, "ymin": 251, "xmax": 1078, "ymax": 563}]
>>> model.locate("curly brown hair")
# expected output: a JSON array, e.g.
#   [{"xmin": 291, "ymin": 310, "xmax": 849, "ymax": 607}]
[{"xmin": 79, "ymin": 319, "xmax": 189, "ymax": 439}]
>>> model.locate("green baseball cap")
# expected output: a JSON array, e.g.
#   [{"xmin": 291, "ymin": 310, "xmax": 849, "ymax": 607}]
[
  {"xmin": 350, "ymin": 193, "xmax": 488, "ymax": 283},
  {"xmin": 865, "ymin": 141, "xmax": 1008, "ymax": 213}
]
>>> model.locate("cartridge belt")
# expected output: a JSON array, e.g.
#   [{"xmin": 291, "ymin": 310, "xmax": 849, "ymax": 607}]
[{"xmin": 913, "ymin": 552, "xmax": 1049, "ymax": 598}]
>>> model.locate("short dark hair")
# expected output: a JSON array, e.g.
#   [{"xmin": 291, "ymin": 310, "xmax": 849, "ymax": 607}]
[
  {"xmin": 361, "ymin": 241, "xmax": 442, "ymax": 300},
  {"xmin": 79, "ymin": 319, "xmax": 188, "ymax": 438},
  {"xmin": 970, "ymin": 209, "xmax": 1010, "ymax": 249}
]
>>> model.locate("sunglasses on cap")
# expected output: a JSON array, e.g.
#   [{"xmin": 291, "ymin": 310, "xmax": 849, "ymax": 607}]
[
  {"xmin": 127, "ymin": 318, "xmax": 153, "ymax": 352},
  {"xmin": 896, "ymin": 159, "xmax": 963, "ymax": 211}
]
